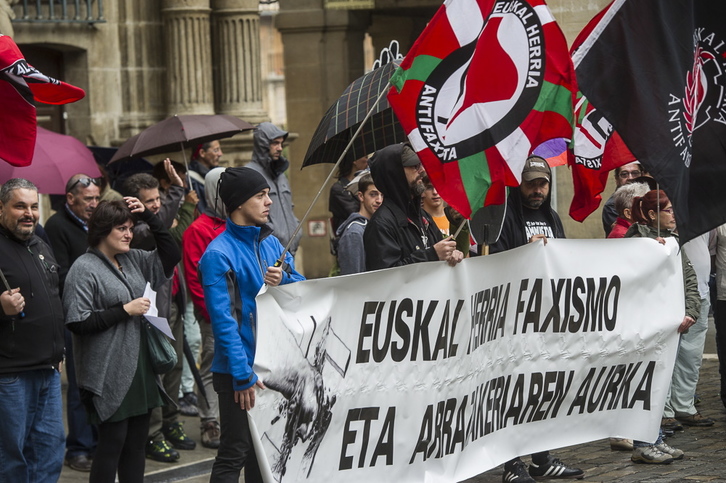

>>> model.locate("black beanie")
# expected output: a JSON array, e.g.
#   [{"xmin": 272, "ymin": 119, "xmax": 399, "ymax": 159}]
[{"xmin": 219, "ymin": 167, "xmax": 270, "ymax": 213}]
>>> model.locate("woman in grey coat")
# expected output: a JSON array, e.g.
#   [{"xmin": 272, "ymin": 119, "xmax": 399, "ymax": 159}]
[{"xmin": 63, "ymin": 198, "xmax": 180, "ymax": 482}]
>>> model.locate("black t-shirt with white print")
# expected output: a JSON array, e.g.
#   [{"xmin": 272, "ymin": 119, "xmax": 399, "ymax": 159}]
[{"xmin": 522, "ymin": 207, "xmax": 555, "ymax": 240}]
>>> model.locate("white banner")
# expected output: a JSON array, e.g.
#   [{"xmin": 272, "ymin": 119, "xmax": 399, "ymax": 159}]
[{"xmin": 251, "ymin": 238, "xmax": 684, "ymax": 483}]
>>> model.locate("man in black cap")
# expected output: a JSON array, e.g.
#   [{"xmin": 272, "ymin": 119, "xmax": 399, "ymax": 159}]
[
  {"xmin": 490, "ymin": 155, "xmax": 566, "ymax": 253},
  {"xmin": 489, "ymin": 156, "xmax": 581, "ymax": 482},
  {"xmin": 364, "ymin": 143, "xmax": 463, "ymax": 270},
  {"xmin": 198, "ymin": 166, "xmax": 305, "ymax": 482}
]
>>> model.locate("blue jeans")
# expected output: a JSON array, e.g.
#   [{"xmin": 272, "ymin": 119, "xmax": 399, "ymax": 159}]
[
  {"xmin": 0, "ymin": 369, "xmax": 65, "ymax": 483},
  {"xmin": 633, "ymin": 428, "xmax": 665, "ymax": 448},
  {"xmin": 65, "ymin": 329, "xmax": 97, "ymax": 459}
]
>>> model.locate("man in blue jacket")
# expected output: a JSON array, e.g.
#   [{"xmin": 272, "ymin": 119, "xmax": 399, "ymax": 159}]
[{"xmin": 199, "ymin": 167, "xmax": 305, "ymax": 482}]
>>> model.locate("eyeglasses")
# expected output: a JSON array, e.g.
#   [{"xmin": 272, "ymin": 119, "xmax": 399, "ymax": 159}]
[
  {"xmin": 67, "ymin": 177, "xmax": 101, "ymax": 193},
  {"xmin": 618, "ymin": 170, "xmax": 642, "ymax": 179},
  {"xmin": 661, "ymin": 208, "xmax": 674, "ymax": 214}
]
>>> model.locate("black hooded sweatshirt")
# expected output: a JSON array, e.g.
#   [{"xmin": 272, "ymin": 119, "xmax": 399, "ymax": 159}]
[
  {"xmin": 363, "ymin": 144, "xmax": 443, "ymax": 270},
  {"xmin": 489, "ymin": 185, "xmax": 565, "ymax": 253}
]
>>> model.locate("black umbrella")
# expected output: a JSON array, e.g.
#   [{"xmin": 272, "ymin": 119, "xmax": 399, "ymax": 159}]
[
  {"xmin": 302, "ymin": 59, "xmax": 405, "ymax": 167},
  {"xmin": 109, "ymin": 114, "xmax": 254, "ymax": 163}
]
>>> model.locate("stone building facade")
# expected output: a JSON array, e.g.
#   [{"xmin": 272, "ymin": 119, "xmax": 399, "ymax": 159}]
[{"xmin": 10, "ymin": 0, "xmax": 611, "ymax": 278}]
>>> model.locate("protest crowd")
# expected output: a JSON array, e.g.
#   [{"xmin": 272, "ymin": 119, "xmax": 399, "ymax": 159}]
[{"xmin": 2, "ymin": 1, "xmax": 726, "ymax": 483}]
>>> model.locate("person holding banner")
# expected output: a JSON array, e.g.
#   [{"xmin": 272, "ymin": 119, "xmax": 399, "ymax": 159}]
[
  {"xmin": 490, "ymin": 156, "xmax": 566, "ymax": 255},
  {"xmin": 484, "ymin": 158, "xmax": 583, "ymax": 481},
  {"xmin": 336, "ymin": 173, "xmax": 382, "ymax": 275},
  {"xmin": 363, "ymin": 143, "xmax": 462, "ymax": 270},
  {"xmin": 199, "ymin": 167, "xmax": 305, "ymax": 482},
  {"xmin": 625, "ymin": 189, "xmax": 700, "ymax": 464}
]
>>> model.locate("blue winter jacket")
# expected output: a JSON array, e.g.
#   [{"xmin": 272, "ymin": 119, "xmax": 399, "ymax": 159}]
[{"xmin": 199, "ymin": 220, "xmax": 304, "ymax": 391}]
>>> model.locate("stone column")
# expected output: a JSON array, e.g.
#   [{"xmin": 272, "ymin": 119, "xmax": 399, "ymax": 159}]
[
  {"xmin": 211, "ymin": 0, "xmax": 268, "ymax": 124},
  {"xmin": 162, "ymin": 0, "xmax": 215, "ymax": 115}
]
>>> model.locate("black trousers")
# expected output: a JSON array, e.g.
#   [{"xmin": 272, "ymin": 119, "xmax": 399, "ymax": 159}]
[
  {"xmin": 90, "ymin": 411, "xmax": 151, "ymax": 483},
  {"xmin": 210, "ymin": 373, "xmax": 263, "ymax": 483}
]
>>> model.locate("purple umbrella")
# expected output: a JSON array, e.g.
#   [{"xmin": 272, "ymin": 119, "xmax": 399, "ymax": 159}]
[{"xmin": 0, "ymin": 127, "xmax": 101, "ymax": 194}]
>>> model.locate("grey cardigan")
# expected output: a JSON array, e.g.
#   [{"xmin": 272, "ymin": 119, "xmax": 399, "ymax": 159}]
[{"xmin": 63, "ymin": 248, "xmax": 168, "ymax": 421}]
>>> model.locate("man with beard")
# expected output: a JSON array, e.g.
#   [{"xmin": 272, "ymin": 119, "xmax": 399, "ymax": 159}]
[
  {"xmin": 363, "ymin": 143, "xmax": 462, "ymax": 270},
  {"xmin": 489, "ymin": 157, "xmax": 581, "ymax": 482},
  {"xmin": 44, "ymin": 174, "xmax": 102, "ymax": 472},
  {"xmin": 247, "ymin": 123, "xmax": 302, "ymax": 255},
  {"xmin": 490, "ymin": 155, "xmax": 566, "ymax": 253},
  {"xmin": 0, "ymin": 178, "xmax": 66, "ymax": 482}
]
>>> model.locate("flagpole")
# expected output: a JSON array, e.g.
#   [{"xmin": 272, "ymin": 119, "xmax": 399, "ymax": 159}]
[
  {"xmin": 656, "ymin": 181, "xmax": 660, "ymax": 235},
  {"xmin": 274, "ymin": 84, "xmax": 392, "ymax": 267}
]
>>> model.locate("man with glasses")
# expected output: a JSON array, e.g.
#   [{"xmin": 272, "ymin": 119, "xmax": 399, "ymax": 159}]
[
  {"xmin": 602, "ymin": 161, "xmax": 645, "ymax": 236},
  {"xmin": 247, "ymin": 122, "xmax": 302, "ymax": 255},
  {"xmin": 44, "ymin": 173, "xmax": 101, "ymax": 472}
]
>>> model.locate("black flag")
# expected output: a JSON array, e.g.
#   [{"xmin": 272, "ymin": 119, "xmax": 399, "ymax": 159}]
[{"xmin": 573, "ymin": 0, "xmax": 726, "ymax": 243}]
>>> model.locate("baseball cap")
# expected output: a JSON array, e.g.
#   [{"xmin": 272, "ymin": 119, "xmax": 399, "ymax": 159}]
[
  {"xmin": 401, "ymin": 144, "xmax": 421, "ymax": 167},
  {"xmin": 521, "ymin": 155, "xmax": 550, "ymax": 182}
]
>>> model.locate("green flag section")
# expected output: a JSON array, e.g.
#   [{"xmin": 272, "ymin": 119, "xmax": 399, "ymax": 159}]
[{"xmin": 388, "ymin": 0, "xmax": 574, "ymax": 218}]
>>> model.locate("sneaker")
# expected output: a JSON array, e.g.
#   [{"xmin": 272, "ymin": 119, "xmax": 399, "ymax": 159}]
[
  {"xmin": 676, "ymin": 412, "xmax": 715, "ymax": 427},
  {"xmin": 631, "ymin": 445, "xmax": 673, "ymax": 464},
  {"xmin": 201, "ymin": 420, "xmax": 221, "ymax": 449},
  {"xmin": 178, "ymin": 395, "xmax": 199, "ymax": 417},
  {"xmin": 502, "ymin": 459, "xmax": 535, "ymax": 483},
  {"xmin": 609, "ymin": 438, "xmax": 634, "ymax": 451},
  {"xmin": 528, "ymin": 455, "xmax": 584, "ymax": 479},
  {"xmin": 146, "ymin": 439, "xmax": 180, "ymax": 463},
  {"xmin": 163, "ymin": 421, "xmax": 197, "ymax": 450},
  {"xmin": 656, "ymin": 442, "xmax": 684, "ymax": 460},
  {"xmin": 65, "ymin": 454, "xmax": 92, "ymax": 472},
  {"xmin": 661, "ymin": 417, "xmax": 684, "ymax": 431}
]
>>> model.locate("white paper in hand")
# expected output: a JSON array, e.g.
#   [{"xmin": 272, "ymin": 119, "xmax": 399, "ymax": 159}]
[{"xmin": 142, "ymin": 282, "xmax": 175, "ymax": 340}]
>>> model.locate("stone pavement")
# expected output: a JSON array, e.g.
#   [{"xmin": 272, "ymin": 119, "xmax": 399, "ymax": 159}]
[{"xmin": 59, "ymin": 334, "xmax": 726, "ymax": 483}]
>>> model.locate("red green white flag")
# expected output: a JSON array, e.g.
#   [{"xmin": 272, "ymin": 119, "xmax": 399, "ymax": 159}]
[{"xmin": 387, "ymin": 0, "xmax": 575, "ymax": 218}]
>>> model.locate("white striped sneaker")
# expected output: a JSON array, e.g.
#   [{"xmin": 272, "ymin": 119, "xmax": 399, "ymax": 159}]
[{"xmin": 528, "ymin": 455, "xmax": 584, "ymax": 479}]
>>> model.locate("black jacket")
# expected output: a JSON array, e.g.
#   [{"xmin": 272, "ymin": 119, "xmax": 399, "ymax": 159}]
[
  {"xmin": 489, "ymin": 186, "xmax": 566, "ymax": 253},
  {"xmin": 329, "ymin": 176, "xmax": 359, "ymax": 233},
  {"xmin": 0, "ymin": 226, "xmax": 65, "ymax": 373},
  {"xmin": 364, "ymin": 144, "xmax": 443, "ymax": 270},
  {"xmin": 44, "ymin": 205, "xmax": 88, "ymax": 294}
]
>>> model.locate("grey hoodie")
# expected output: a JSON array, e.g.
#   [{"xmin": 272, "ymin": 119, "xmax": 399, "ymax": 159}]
[
  {"xmin": 246, "ymin": 122, "xmax": 302, "ymax": 254},
  {"xmin": 203, "ymin": 167, "xmax": 227, "ymax": 220}
]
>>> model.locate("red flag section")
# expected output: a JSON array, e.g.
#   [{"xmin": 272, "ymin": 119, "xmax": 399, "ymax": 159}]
[
  {"xmin": 567, "ymin": 1, "xmax": 636, "ymax": 222},
  {"xmin": 568, "ymin": 94, "xmax": 636, "ymax": 222},
  {"xmin": 0, "ymin": 34, "xmax": 85, "ymax": 167},
  {"xmin": 388, "ymin": 0, "xmax": 574, "ymax": 219}
]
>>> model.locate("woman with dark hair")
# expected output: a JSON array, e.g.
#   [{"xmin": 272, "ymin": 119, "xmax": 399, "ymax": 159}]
[
  {"xmin": 63, "ymin": 198, "xmax": 180, "ymax": 482},
  {"xmin": 624, "ymin": 189, "xmax": 700, "ymax": 464}
]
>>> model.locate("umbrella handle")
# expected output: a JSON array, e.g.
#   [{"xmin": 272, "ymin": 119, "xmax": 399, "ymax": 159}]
[{"xmin": 274, "ymin": 84, "xmax": 393, "ymax": 267}]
